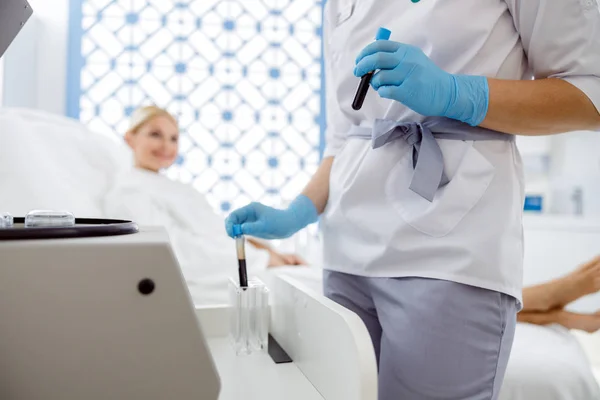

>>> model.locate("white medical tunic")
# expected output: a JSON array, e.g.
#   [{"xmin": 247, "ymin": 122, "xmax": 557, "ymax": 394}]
[{"xmin": 321, "ymin": 0, "xmax": 600, "ymax": 303}]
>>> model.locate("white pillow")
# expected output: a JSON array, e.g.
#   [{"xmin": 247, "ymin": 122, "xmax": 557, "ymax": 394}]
[{"xmin": 0, "ymin": 108, "xmax": 130, "ymax": 217}]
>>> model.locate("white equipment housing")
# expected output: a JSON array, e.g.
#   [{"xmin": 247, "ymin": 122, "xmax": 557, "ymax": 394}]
[{"xmin": 0, "ymin": 227, "xmax": 220, "ymax": 400}]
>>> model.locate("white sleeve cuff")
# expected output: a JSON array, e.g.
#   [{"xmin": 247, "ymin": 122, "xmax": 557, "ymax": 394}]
[
  {"xmin": 322, "ymin": 145, "xmax": 342, "ymax": 158},
  {"xmin": 561, "ymin": 75, "xmax": 600, "ymax": 114}
]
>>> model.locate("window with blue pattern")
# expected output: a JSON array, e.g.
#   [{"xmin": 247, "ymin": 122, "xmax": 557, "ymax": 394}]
[{"xmin": 67, "ymin": 0, "xmax": 324, "ymax": 213}]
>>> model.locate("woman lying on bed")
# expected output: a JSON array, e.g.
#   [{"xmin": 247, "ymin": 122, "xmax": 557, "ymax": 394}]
[{"xmin": 104, "ymin": 106, "xmax": 306, "ymax": 305}]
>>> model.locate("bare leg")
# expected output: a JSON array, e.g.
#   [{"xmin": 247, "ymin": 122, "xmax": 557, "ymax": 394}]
[
  {"xmin": 560, "ymin": 310, "xmax": 600, "ymax": 333},
  {"xmin": 518, "ymin": 309, "xmax": 600, "ymax": 333},
  {"xmin": 522, "ymin": 255, "xmax": 600, "ymax": 312}
]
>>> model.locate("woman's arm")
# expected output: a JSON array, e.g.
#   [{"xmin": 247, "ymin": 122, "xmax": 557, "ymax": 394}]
[
  {"xmin": 224, "ymin": 157, "xmax": 333, "ymax": 239},
  {"xmin": 247, "ymin": 237, "xmax": 307, "ymax": 266},
  {"xmin": 495, "ymin": 0, "xmax": 600, "ymax": 135},
  {"xmin": 301, "ymin": 156, "xmax": 334, "ymax": 214},
  {"xmin": 247, "ymin": 237, "xmax": 272, "ymax": 251},
  {"xmin": 482, "ymin": 78, "xmax": 600, "ymax": 135}
]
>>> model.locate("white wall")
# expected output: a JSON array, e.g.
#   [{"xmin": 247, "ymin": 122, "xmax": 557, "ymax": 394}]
[
  {"xmin": 2, "ymin": 17, "xmax": 38, "ymax": 109},
  {"xmin": 550, "ymin": 131, "xmax": 600, "ymax": 217},
  {"xmin": 518, "ymin": 131, "xmax": 600, "ymax": 217},
  {"xmin": 2, "ymin": 0, "xmax": 69, "ymax": 115}
]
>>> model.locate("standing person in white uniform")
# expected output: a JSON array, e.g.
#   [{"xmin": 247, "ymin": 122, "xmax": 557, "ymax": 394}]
[{"xmin": 226, "ymin": 1, "xmax": 600, "ymax": 398}]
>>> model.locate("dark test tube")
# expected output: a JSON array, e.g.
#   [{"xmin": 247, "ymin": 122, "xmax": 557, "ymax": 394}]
[
  {"xmin": 352, "ymin": 71, "xmax": 374, "ymax": 110},
  {"xmin": 235, "ymin": 234, "xmax": 248, "ymax": 287},
  {"xmin": 351, "ymin": 27, "xmax": 392, "ymax": 111},
  {"xmin": 238, "ymin": 258, "xmax": 248, "ymax": 288}
]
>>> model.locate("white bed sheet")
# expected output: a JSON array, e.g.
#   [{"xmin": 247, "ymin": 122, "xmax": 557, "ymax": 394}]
[{"xmin": 500, "ymin": 323, "xmax": 600, "ymax": 400}]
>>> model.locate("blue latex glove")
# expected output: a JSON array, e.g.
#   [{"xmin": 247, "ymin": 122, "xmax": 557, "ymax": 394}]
[
  {"xmin": 354, "ymin": 40, "xmax": 489, "ymax": 126},
  {"xmin": 225, "ymin": 195, "xmax": 318, "ymax": 240}
]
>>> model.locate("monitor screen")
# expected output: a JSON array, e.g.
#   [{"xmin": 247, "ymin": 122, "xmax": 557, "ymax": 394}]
[{"xmin": 0, "ymin": 0, "xmax": 33, "ymax": 58}]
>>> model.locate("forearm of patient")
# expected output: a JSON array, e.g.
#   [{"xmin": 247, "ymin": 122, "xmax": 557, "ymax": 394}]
[{"xmin": 247, "ymin": 237, "xmax": 307, "ymax": 267}]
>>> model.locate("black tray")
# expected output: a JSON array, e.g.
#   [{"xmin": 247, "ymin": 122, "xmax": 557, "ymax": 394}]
[{"xmin": 0, "ymin": 218, "xmax": 139, "ymax": 241}]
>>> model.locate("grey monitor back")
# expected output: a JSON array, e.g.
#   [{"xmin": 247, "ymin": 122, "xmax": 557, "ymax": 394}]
[
  {"xmin": 0, "ymin": 0, "xmax": 32, "ymax": 58},
  {"xmin": 0, "ymin": 227, "xmax": 221, "ymax": 400}
]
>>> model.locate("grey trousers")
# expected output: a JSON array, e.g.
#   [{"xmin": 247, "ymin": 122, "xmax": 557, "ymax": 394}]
[{"xmin": 323, "ymin": 270, "xmax": 517, "ymax": 400}]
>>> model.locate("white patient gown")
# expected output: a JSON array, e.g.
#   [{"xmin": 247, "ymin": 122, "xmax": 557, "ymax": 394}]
[{"xmin": 103, "ymin": 167, "xmax": 270, "ymax": 306}]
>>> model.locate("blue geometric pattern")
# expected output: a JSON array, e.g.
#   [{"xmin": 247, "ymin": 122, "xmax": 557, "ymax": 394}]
[{"xmin": 70, "ymin": 0, "xmax": 324, "ymax": 213}]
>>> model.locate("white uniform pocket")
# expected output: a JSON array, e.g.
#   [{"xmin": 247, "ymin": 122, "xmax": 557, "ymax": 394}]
[{"xmin": 385, "ymin": 140, "xmax": 495, "ymax": 238}]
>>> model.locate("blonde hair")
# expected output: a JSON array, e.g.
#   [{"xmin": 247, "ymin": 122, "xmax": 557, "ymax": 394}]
[{"xmin": 128, "ymin": 106, "xmax": 178, "ymax": 133}]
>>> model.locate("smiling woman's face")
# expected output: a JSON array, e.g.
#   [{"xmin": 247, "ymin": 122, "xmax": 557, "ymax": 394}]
[{"xmin": 125, "ymin": 115, "xmax": 179, "ymax": 172}]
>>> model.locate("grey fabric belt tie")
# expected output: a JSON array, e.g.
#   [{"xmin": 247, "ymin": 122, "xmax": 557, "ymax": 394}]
[{"xmin": 347, "ymin": 118, "xmax": 513, "ymax": 202}]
